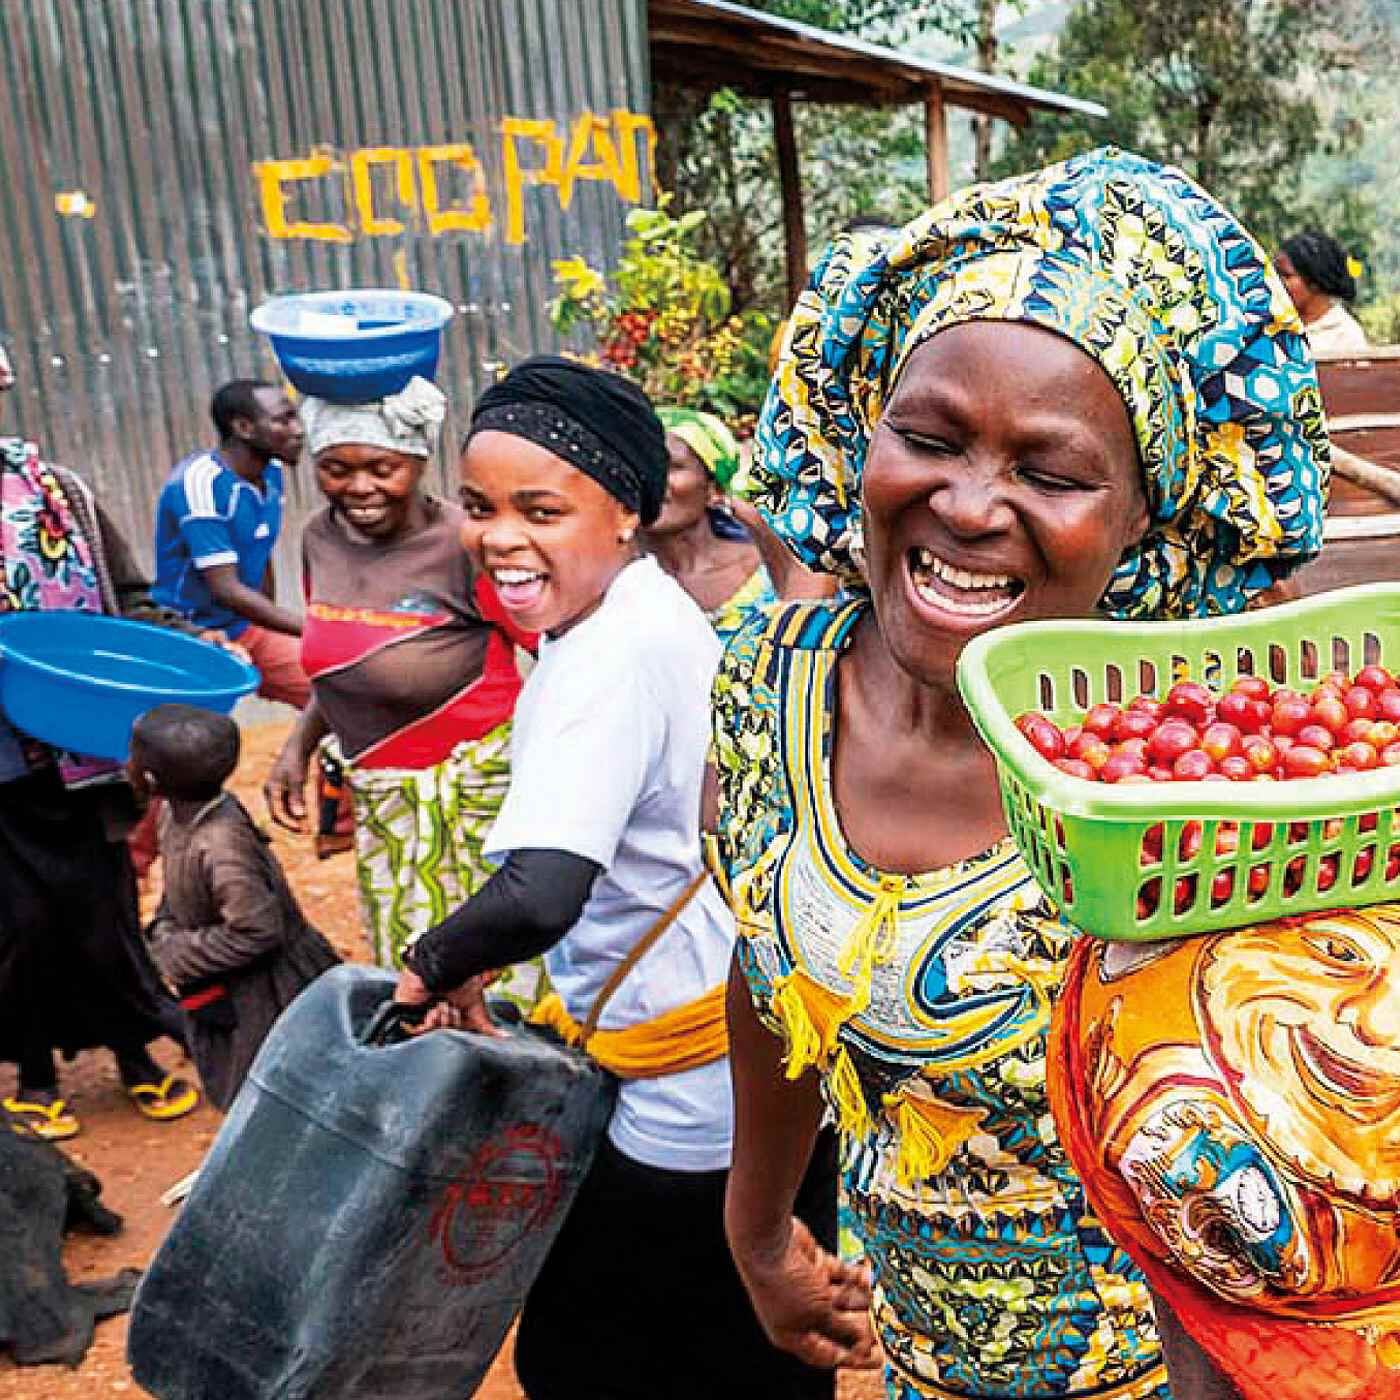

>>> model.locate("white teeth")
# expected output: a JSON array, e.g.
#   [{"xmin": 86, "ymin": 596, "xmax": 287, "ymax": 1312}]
[
  {"xmin": 493, "ymin": 567, "xmax": 543, "ymax": 584},
  {"xmin": 912, "ymin": 547, "xmax": 1014, "ymax": 592},
  {"xmin": 912, "ymin": 579, "xmax": 1014, "ymax": 615}
]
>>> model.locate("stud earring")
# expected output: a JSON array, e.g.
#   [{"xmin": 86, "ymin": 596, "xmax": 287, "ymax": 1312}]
[{"xmin": 619, "ymin": 528, "xmax": 635, "ymax": 544}]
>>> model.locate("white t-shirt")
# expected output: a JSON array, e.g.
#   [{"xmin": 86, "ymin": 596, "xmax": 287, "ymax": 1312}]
[{"xmin": 486, "ymin": 556, "xmax": 736, "ymax": 1172}]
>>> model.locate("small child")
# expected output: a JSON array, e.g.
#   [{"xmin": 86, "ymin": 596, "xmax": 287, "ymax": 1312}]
[{"xmin": 131, "ymin": 704, "xmax": 339, "ymax": 1111}]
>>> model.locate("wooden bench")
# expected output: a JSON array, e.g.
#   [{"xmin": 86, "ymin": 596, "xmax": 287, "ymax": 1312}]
[{"xmin": 1292, "ymin": 347, "xmax": 1400, "ymax": 596}]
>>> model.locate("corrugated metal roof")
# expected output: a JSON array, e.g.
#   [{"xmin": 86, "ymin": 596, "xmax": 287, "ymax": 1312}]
[
  {"xmin": 649, "ymin": 0, "xmax": 1107, "ymax": 122},
  {"xmin": 0, "ymin": 0, "xmax": 651, "ymax": 599}
]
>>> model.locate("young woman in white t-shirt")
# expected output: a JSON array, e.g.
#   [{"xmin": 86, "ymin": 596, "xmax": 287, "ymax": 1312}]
[{"xmin": 394, "ymin": 357, "xmax": 850, "ymax": 1400}]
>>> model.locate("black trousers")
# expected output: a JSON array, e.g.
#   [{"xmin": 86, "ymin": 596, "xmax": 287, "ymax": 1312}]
[{"xmin": 515, "ymin": 1130, "xmax": 839, "ymax": 1400}]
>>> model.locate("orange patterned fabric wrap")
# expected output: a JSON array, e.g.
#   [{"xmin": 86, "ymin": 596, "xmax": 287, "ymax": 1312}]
[{"xmin": 1048, "ymin": 910, "xmax": 1400, "ymax": 1400}]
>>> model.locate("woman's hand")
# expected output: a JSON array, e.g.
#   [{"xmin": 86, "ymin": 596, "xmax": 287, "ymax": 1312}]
[
  {"xmin": 393, "ymin": 969, "xmax": 506, "ymax": 1038},
  {"xmin": 264, "ymin": 740, "xmax": 310, "ymax": 833},
  {"xmin": 727, "ymin": 497, "xmax": 836, "ymax": 601},
  {"xmin": 734, "ymin": 1218, "xmax": 877, "ymax": 1371}
]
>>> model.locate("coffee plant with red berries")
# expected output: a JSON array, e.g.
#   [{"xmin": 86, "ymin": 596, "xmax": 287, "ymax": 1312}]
[{"xmin": 550, "ymin": 197, "xmax": 773, "ymax": 425}]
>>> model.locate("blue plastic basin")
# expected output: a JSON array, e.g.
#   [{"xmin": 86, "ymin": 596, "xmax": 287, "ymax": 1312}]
[
  {"xmin": 250, "ymin": 290, "xmax": 454, "ymax": 403},
  {"xmin": 0, "ymin": 612, "xmax": 259, "ymax": 760}
]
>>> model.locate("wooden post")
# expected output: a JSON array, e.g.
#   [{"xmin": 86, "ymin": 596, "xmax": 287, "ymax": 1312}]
[
  {"xmin": 771, "ymin": 91, "xmax": 807, "ymax": 308},
  {"xmin": 925, "ymin": 84, "xmax": 950, "ymax": 204},
  {"xmin": 973, "ymin": 0, "xmax": 998, "ymax": 178}
]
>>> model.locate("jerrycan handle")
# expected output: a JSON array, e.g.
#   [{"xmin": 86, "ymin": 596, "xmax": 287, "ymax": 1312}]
[{"xmin": 360, "ymin": 999, "xmax": 428, "ymax": 1048}]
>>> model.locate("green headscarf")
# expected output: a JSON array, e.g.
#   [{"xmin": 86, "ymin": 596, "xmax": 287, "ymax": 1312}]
[{"xmin": 657, "ymin": 407, "xmax": 741, "ymax": 492}]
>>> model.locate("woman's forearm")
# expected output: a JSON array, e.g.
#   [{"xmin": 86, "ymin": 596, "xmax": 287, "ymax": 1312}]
[
  {"xmin": 405, "ymin": 848, "xmax": 599, "ymax": 993},
  {"xmin": 724, "ymin": 953, "xmax": 826, "ymax": 1264},
  {"xmin": 287, "ymin": 697, "xmax": 330, "ymax": 764}
]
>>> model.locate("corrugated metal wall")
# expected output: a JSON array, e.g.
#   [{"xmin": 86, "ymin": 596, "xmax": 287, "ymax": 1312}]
[{"xmin": 0, "ymin": 0, "xmax": 652, "ymax": 592}]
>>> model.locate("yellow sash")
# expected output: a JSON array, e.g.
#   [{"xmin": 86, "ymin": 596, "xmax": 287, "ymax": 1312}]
[
  {"xmin": 525, "ymin": 870, "xmax": 726, "ymax": 1079},
  {"xmin": 528, "ymin": 985, "xmax": 728, "ymax": 1080}
]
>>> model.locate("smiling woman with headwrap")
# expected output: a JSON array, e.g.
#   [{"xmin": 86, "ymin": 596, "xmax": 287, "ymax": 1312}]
[
  {"xmin": 391, "ymin": 356, "xmax": 841, "ymax": 1400},
  {"xmin": 647, "ymin": 406, "xmax": 832, "ymax": 644},
  {"xmin": 708, "ymin": 148, "xmax": 1330, "ymax": 1400},
  {"xmin": 264, "ymin": 377, "xmax": 537, "ymax": 988}
]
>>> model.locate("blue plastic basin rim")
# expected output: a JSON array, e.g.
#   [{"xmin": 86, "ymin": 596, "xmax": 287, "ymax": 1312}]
[{"xmin": 0, "ymin": 630, "xmax": 259, "ymax": 699}]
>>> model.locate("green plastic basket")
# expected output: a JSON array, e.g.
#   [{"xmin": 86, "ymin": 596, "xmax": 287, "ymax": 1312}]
[{"xmin": 955, "ymin": 583, "xmax": 1400, "ymax": 941}]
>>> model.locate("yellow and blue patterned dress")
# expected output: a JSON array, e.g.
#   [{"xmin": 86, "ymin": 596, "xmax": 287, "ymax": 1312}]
[
  {"xmin": 706, "ymin": 563, "xmax": 777, "ymax": 648},
  {"xmin": 711, "ymin": 600, "xmax": 1168, "ymax": 1400}
]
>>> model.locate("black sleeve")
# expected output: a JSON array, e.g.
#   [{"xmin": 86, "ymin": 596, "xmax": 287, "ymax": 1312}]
[{"xmin": 404, "ymin": 847, "xmax": 601, "ymax": 994}]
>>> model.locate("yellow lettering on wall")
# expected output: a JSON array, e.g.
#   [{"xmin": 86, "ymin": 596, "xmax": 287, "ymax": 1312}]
[
  {"xmin": 610, "ymin": 110, "xmax": 656, "ymax": 205},
  {"xmin": 255, "ymin": 111, "xmax": 653, "ymax": 246},
  {"xmin": 416, "ymin": 143, "xmax": 492, "ymax": 235},
  {"xmin": 557, "ymin": 112, "xmax": 625, "ymax": 210},
  {"xmin": 255, "ymin": 150, "xmax": 352, "ymax": 243},
  {"xmin": 500, "ymin": 117, "xmax": 565, "ymax": 246},
  {"xmin": 350, "ymin": 147, "xmax": 416, "ymax": 237}
]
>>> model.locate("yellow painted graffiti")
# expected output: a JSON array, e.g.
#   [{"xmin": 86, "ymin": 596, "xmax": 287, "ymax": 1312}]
[
  {"xmin": 416, "ymin": 144, "xmax": 491, "ymax": 235},
  {"xmin": 254, "ymin": 110, "xmax": 655, "ymax": 246},
  {"xmin": 255, "ymin": 148, "xmax": 353, "ymax": 244},
  {"xmin": 350, "ymin": 147, "xmax": 416, "ymax": 237}
]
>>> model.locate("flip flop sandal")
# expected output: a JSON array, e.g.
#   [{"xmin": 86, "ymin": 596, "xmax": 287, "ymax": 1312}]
[
  {"xmin": 4, "ymin": 1094, "xmax": 81, "ymax": 1140},
  {"xmin": 125, "ymin": 1074, "xmax": 199, "ymax": 1122}
]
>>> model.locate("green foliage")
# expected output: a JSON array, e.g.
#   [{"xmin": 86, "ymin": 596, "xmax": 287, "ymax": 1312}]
[
  {"xmin": 653, "ymin": 1, "xmax": 1021, "ymax": 316},
  {"xmin": 1357, "ymin": 293, "xmax": 1400, "ymax": 343},
  {"xmin": 747, "ymin": 0, "xmax": 983, "ymax": 46},
  {"xmin": 993, "ymin": 0, "xmax": 1383, "ymax": 255},
  {"xmin": 658, "ymin": 87, "xmax": 931, "ymax": 313},
  {"xmin": 549, "ymin": 199, "xmax": 776, "ymax": 425}
]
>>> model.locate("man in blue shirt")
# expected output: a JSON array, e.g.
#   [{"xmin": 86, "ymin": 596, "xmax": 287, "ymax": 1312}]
[{"xmin": 153, "ymin": 380, "xmax": 308, "ymax": 706}]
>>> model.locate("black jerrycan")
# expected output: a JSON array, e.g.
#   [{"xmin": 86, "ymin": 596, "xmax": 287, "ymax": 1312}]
[{"xmin": 129, "ymin": 964, "xmax": 615, "ymax": 1398}]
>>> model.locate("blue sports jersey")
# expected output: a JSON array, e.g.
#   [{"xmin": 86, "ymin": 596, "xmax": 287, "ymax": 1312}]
[{"xmin": 152, "ymin": 451, "xmax": 285, "ymax": 638}]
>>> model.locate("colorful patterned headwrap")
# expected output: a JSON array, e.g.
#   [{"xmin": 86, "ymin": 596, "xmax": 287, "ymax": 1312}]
[
  {"xmin": 1049, "ymin": 910, "xmax": 1400, "ymax": 1399},
  {"xmin": 657, "ymin": 407, "xmax": 742, "ymax": 491},
  {"xmin": 754, "ymin": 147, "xmax": 1331, "ymax": 619}
]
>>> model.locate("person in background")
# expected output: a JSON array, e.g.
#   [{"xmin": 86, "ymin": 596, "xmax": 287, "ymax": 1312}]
[
  {"xmin": 264, "ymin": 378, "xmax": 536, "ymax": 991},
  {"xmin": 134, "ymin": 705, "xmax": 338, "ymax": 1112},
  {"xmin": 1276, "ymin": 231, "xmax": 1370, "ymax": 353},
  {"xmin": 646, "ymin": 406, "xmax": 832, "ymax": 645},
  {"xmin": 394, "ymin": 356, "xmax": 844, "ymax": 1400},
  {"xmin": 152, "ymin": 379, "xmax": 309, "ymax": 708},
  {"xmin": 1, "ymin": 381, "xmax": 198, "ymax": 1140},
  {"xmin": 710, "ymin": 149, "xmax": 1328, "ymax": 1399}
]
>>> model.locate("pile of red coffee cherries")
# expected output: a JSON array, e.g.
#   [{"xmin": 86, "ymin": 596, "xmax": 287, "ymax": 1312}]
[
  {"xmin": 1013, "ymin": 664, "xmax": 1400, "ymax": 917},
  {"xmin": 1016, "ymin": 665, "xmax": 1400, "ymax": 785}
]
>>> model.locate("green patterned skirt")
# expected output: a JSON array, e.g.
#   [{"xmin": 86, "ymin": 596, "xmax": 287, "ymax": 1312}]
[{"xmin": 339, "ymin": 724, "xmax": 547, "ymax": 1010}]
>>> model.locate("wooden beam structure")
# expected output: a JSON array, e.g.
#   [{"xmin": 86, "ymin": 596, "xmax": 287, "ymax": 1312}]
[
  {"xmin": 648, "ymin": 0, "xmax": 1108, "ymax": 315},
  {"xmin": 925, "ymin": 85, "xmax": 950, "ymax": 205},
  {"xmin": 648, "ymin": 0, "xmax": 1107, "ymax": 122},
  {"xmin": 772, "ymin": 92, "xmax": 808, "ymax": 308}
]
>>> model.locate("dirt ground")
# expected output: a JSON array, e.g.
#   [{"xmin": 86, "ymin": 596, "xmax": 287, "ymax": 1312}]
[{"xmin": 1, "ymin": 718, "xmax": 881, "ymax": 1399}]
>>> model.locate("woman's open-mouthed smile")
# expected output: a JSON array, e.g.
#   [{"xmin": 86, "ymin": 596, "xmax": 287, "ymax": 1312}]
[{"xmin": 861, "ymin": 319, "xmax": 1148, "ymax": 681}]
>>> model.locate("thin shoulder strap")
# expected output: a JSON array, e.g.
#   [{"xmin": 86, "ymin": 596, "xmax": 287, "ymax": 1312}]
[{"xmin": 581, "ymin": 870, "xmax": 709, "ymax": 1044}]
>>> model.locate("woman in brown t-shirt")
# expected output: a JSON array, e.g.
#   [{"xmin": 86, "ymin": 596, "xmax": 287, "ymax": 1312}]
[{"xmin": 264, "ymin": 379, "xmax": 538, "ymax": 993}]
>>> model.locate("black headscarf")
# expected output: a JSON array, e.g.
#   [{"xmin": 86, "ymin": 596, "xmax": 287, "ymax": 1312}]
[
  {"xmin": 1281, "ymin": 231, "xmax": 1358, "ymax": 301},
  {"xmin": 468, "ymin": 356, "xmax": 668, "ymax": 524}
]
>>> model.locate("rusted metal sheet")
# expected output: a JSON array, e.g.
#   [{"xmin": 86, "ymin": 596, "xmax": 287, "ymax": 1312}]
[{"xmin": 0, "ymin": 0, "xmax": 652, "ymax": 597}]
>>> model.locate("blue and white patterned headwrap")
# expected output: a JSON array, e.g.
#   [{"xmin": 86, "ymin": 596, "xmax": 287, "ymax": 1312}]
[{"xmin": 754, "ymin": 148, "xmax": 1331, "ymax": 619}]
